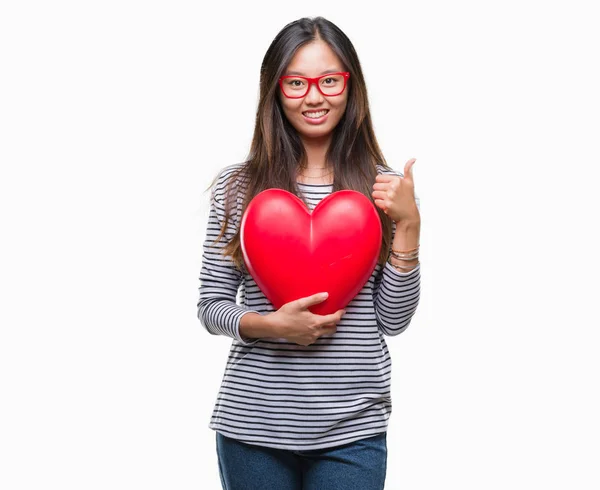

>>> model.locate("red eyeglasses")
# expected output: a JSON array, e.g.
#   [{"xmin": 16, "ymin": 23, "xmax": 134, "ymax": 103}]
[{"xmin": 278, "ymin": 72, "xmax": 350, "ymax": 99}]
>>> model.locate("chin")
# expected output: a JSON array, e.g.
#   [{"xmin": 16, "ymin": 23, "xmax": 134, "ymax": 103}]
[
  {"xmin": 298, "ymin": 117, "xmax": 339, "ymax": 131},
  {"xmin": 299, "ymin": 128, "xmax": 333, "ymax": 140}
]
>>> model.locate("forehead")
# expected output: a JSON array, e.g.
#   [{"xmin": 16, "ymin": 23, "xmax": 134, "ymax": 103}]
[{"xmin": 284, "ymin": 41, "xmax": 344, "ymax": 76}]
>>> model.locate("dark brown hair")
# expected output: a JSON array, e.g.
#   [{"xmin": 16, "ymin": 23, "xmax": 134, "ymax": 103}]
[{"xmin": 206, "ymin": 16, "xmax": 394, "ymax": 270}]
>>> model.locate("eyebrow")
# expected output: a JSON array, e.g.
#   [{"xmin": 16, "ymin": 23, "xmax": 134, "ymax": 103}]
[{"xmin": 284, "ymin": 68, "xmax": 342, "ymax": 76}]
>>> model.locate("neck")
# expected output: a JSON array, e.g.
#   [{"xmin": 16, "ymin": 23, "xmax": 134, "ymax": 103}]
[{"xmin": 300, "ymin": 133, "xmax": 332, "ymax": 169}]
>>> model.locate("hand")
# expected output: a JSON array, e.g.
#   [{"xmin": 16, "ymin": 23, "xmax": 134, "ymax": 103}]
[
  {"xmin": 266, "ymin": 293, "xmax": 346, "ymax": 346},
  {"xmin": 372, "ymin": 158, "xmax": 420, "ymax": 224}
]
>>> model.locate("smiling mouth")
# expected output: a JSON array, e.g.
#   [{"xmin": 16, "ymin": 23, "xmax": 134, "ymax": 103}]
[{"xmin": 302, "ymin": 109, "xmax": 329, "ymax": 119}]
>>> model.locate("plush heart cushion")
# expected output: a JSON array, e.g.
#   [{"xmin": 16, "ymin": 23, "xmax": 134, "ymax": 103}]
[{"xmin": 240, "ymin": 188, "xmax": 382, "ymax": 315}]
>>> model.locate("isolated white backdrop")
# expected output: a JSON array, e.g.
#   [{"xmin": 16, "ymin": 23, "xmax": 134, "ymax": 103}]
[{"xmin": 1, "ymin": 1, "xmax": 599, "ymax": 489}]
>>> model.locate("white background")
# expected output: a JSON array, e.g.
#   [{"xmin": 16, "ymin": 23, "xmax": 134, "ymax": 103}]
[{"xmin": 1, "ymin": 1, "xmax": 599, "ymax": 489}]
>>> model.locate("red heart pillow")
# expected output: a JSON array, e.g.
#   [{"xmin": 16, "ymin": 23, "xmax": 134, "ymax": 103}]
[{"xmin": 240, "ymin": 188, "xmax": 382, "ymax": 315}]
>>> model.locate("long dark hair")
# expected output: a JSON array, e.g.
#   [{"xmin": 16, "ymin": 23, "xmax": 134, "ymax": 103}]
[{"xmin": 207, "ymin": 16, "xmax": 394, "ymax": 270}]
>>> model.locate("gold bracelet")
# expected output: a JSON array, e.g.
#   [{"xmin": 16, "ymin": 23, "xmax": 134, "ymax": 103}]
[
  {"xmin": 390, "ymin": 251, "xmax": 419, "ymax": 260},
  {"xmin": 391, "ymin": 245, "xmax": 420, "ymax": 254},
  {"xmin": 389, "ymin": 257, "xmax": 419, "ymax": 267},
  {"xmin": 388, "ymin": 257, "xmax": 420, "ymax": 271},
  {"xmin": 389, "ymin": 263, "xmax": 419, "ymax": 271}
]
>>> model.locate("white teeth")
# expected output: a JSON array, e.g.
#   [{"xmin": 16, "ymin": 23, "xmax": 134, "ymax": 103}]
[{"xmin": 303, "ymin": 110, "xmax": 328, "ymax": 118}]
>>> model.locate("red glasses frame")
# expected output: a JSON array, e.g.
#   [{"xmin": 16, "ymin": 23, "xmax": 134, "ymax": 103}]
[{"xmin": 278, "ymin": 72, "xmax": 350, "ymax": 99}]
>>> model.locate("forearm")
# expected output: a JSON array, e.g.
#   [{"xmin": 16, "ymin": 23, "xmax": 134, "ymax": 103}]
[
  {"xmin": 389, "ymin": 220, "xmax": 421, "ymax": 271},
  {"xmin": 373, "ymin": 219, "xmax": 421, "ymax": 336},
  {"xmin": 239, "ymin": 312, "xmax": 279, "ymax": 341}
]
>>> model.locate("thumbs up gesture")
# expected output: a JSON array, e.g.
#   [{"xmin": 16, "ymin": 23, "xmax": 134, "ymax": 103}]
[{"xmin": 372, "ymin": 158, "xmax": 420, "ymax": 224}]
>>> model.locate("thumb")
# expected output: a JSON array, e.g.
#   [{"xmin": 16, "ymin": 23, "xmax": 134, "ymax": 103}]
[
  {"xmin": 296, "ymin": 292, "xmax": 329, "ymax": 309},
  {"xmin": 404, "ymin": 158, "xmax": 416, "ymax": 181}
]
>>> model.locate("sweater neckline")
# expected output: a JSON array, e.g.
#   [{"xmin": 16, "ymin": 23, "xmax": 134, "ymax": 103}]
[{"xmin": 296, "ymin": 181, "xmax": 333, "ymax": 187}]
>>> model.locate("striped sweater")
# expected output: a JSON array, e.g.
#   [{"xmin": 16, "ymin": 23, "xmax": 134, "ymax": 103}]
[{"xmin": 197, "ymin": 162, "xmax": 421, "ymax": 451}]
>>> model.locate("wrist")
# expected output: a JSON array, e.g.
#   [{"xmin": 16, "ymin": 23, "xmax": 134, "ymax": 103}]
[
  {"xmin": 394, "ymin": 218, "xmax": 420, "ymax": 231},
  {"xmin": 239, "ymin": 311, "xmax": 279, "ymax": 340},
  {"xmin": 388, "ymin": 254, "xmax": 419, "ymax": 272},
  {"xmin": 392, "ymin": 220, "xmax": 420, "ymax": 245}
]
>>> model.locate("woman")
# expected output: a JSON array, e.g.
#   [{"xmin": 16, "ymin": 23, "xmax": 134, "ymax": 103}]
[{"xmin": 197, "ymin": 16, "xmax": 421, "ymax": 490}]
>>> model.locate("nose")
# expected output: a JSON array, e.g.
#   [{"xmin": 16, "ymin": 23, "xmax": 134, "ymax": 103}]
[{"xmin": 305, "ymin": 81, "xmax": 324, "ymax": 103}]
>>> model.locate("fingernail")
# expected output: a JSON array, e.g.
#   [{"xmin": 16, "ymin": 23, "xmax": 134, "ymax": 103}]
[{"xmin": 321, "ymin": 292, "xmax": 329, "ymax": 299}]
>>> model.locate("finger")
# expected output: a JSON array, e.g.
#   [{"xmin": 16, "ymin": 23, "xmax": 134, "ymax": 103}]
[
  {"xmin": 404, "ymin": 158, "xmax": 416, "ymax": 181},
  {"xmin": 375, "ymin": 174, "xmax": 398, "ymax": 183},
  {"xmin": 297, "ymin": 292, "xmax": 329, "ymax": 309},
  {"xmin": 372, "ymin": 183, "xmax": 390, "ymax": 191},
  {"xmin": 373, "ymin": 199, "xmax": 389, "ymax": 213},
  {"xmin": 371, "ymin": 190, "xmax": 391, "ymax": 200},
  {"xmin": 319, "ymin": 309, "xmax": 346, "ymax": 325},
  {"xmin": 317, "ymin": 325, "xmax": 337, "ymax": 337},
  {"xmin": 373, "ymin": 197, "xmax": 392, "ymax": 208}
]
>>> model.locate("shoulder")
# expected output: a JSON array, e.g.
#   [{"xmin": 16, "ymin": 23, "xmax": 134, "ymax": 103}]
[
  {"xmin": 376, "ymin": 163, "xmax": 403, "ymax": 178},
  {"xmin": 212, "ymin": 162, "xmax": 248, "ymax": 204},
  {"xmin": 214, "ymin": 162, "xmax": 247, "ymax": 192},
  {"xmin": 210, "ymin": 162, "xmax": 249, "ymax": 226}
]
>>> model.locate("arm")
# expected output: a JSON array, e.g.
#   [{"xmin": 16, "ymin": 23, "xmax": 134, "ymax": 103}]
[
  {"xmin": 373, "ymin": 218, "xmax": 421, "ymax": 336},
  {"xmin": 372, "ymin": 164, "xmax": 421, "ymax": 336},
  {"xmin": 197, "ymin": 167, "xmax": 262, "ymax": 345}
]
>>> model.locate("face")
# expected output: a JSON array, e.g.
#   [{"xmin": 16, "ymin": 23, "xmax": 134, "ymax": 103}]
[{"xmin": 278, "ymin": 40, "xmax": 349, "ymax": 143}]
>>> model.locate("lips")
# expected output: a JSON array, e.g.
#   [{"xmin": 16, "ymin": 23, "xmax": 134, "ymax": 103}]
[{"xmin": 301, "ymin": 109, "xmax": 330, "ymax": 125}]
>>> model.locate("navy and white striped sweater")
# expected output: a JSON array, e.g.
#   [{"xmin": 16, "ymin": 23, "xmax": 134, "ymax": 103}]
[{"xmin": 197, "ymin": 162, "xmax": 421, "ymax": 451}]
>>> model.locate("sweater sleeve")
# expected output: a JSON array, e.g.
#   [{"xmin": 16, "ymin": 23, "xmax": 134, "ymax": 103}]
[
  {"xmin": 372, "ymin": 166, "xmax": 421, "ymax": 336},
  {"xmin": 196, "ymin": 167, "xmax": 261, "ymax": 346}
]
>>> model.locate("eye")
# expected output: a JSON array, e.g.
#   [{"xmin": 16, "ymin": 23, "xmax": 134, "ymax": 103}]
[{"xmin": 284, "ymin": 78, "xmax": 305, "ymax": 88}]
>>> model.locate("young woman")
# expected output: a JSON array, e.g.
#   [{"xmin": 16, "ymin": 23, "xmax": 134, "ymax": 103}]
[{"xmin": 198, "ymin": 16, "xmax": 421, "ymax": 490}]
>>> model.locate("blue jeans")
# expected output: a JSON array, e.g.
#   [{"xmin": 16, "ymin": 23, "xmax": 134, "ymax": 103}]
[{"xmin": 215, "ymin": 432, "xmax": 387, "ymax": 490}]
